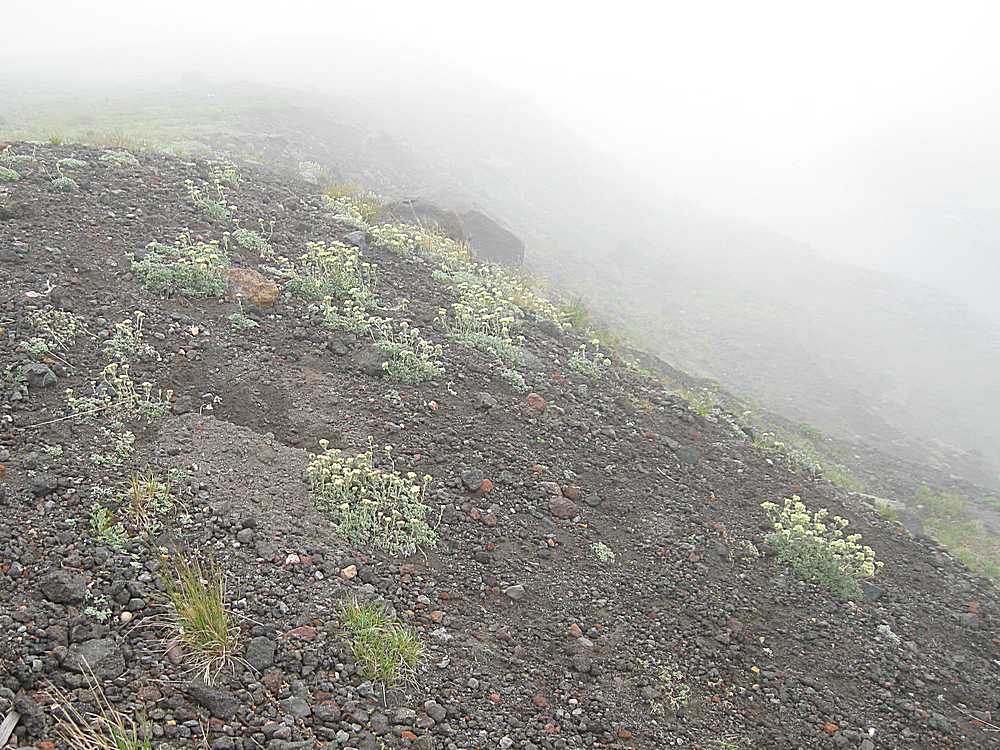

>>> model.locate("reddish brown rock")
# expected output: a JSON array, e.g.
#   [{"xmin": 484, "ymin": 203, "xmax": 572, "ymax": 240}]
[
  {"xmin": 224, "ymin": 267, "xmax": 279, "ymax": 308},
  {"xmin": 526, "ymin": 392, "xmax": 547, "ymax": 412},
  {"xmin": 549, "ymin": 496, "xmax": 579, "ymax": 519},
  {"xmin": 561, "ymin": 485, "xmax": 581, "ymax": 501}
]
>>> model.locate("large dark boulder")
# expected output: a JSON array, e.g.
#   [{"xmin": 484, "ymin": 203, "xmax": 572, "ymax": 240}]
[
  {"xmin": 459, "ymin": 209, "xmax": 525, "ymax": 268},
  {"xmin": 381, "ymin": 198, "xmax": 525, "ymax": 268}
]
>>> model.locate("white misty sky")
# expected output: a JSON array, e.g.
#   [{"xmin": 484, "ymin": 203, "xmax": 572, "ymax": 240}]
[{"xmin": 4, "ymin": 0, "xmax": 999, "ymax": 316}]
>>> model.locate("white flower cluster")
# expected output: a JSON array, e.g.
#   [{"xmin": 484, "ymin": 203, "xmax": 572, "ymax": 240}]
[
  {"xmin": 371, "ymin": 318, "xmax": 445, "ymax": 384},
  {"xmin": 760, "ymin": 495, "xmax": 882, "ymax": 597},
  {"xmin": 279, "ymin": 241, "xmax": 377, "ymax": 305},
  {"xmin": 308, "ymin": 439, "xmax": 437, "ymax": 556},
  {"xmin": 569, "ymin": 340, "xmax": 612, "ymax": 378}
]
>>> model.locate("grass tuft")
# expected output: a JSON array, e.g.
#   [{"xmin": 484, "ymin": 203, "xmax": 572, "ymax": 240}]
[
  {"xmin": 162, "ymin": 555, "xmax": 240, "ymax": 682},
  {"xmin": 339, "ymin": 599, "xmax": 422, "ymax": 686},
  {"xmin": 48, "ymin": 666, "xmax": 150, "ymax": 750}
]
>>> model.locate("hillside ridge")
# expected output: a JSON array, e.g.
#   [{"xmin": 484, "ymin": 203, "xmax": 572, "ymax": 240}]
[{"xmin": 1, "ymin": 143, "xmax": 998, "ymax": 750}]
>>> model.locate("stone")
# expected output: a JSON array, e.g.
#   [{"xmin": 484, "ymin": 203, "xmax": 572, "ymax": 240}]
[
  {"xmin": 344, "ymin": 230, "xmax": 369, "ymax": 252},
  {"xmin": 460, "ymin": 209, "xmax": 525, "ymax": 267},
  {"xmin": 561, "ymin": 485, "xmax": 582, "ymax": 501},
  {"xmin": 224, "ymin": 267, "xmax": 279, "ymax": 308},
  {"xmin": 29, "ymin": 473, "xmax": 59, "ymax": 497},
  {"xmin": 186, "ymin": 681, "xmax": 240, "ymax": 719},
  {"xmin": 549, "ymin": 496, "xmax": 579, "ymax": 520},
  {"xmin": 24, "ymin": 363, "xmax": 57, "ymax": 389},
  {"xmin": 65, "ymin": 638, "xmax": 125, "ymax": 679},
  {"xmin": 461, "ymin": 469, "xmax": 485, "ymax": 492},
  {"xmin": 504, "ymin": 584, "xmax": 526, "ymax": 601},
  {"xmin": 477, "ymin": 392, "xmax": 498, "ymax": 410},
  {"xmin": 40, "ymin": 570, "xmax": 86, "ymax": 604},
  {"xmin": 527, "ymin": 393, "xmax": 547, "ymax": 412},
  {"xmin": 424, "ymin": 700, "xmax": 447, "ymax": 723},
  {"xmin": 246, "ymin": 636, "xmax": 276, "ymax": 671},
  {"xmin": 281, "ymin": 696, "xmax": 311, "ymax": 718}
]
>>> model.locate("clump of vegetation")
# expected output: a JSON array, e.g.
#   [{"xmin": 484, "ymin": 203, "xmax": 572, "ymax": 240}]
[
  {"xmin": 371, "ymin": 318, "xmax": 445, "ymax": 383},
  {"xmin": 560, "ymin": 296, "xmax": 590, "ymax": 329},
  {"xmin": 231, "ymin": 217, "xmax": 275, "ymax": 257},
  {"xmin": 48, "ymin": 668, "xmax": 151, "ymax": 750},
  {"xmin": 0, "ymin": 165, "xmax": 19, "ymax": 182},
  {"xmin": 338, "ymin": 599, "xmax": 423, "ymax": 686},
  {"xmin": 500, "ymin": 367, "xmax": 528, "ymax": 393},
  {"xmin": 277, "ymin": 241, "xmax": 377, "ymax": 304},
  {"xmin": 370, "ymin": 223, "xmax": 419, "ymax": 256},
  {"xmin": 21, "ymin": 306, "xmax": 87, "ymax": 362},
  {"xmin": 162, "ymin": 555, "xmax": 240, "ymax": 682},
  {"xmin": 50, "ymin": 174, "xmax": 79, "ymax": 192},
  {"xmin": 104, "ymin": 310, "xmax": 159, "ymax": 362},
  {"xmin": 569, "ymin": 340, "xmax": 612, "ymax": 377},
  {"xmin": 676, "ymin": 387, "xmax": 718, "ymax": 417},
  {"xmin": 89, "ymin": 427, "xmax": 136, "ymax": 468},
  {"xmin": 89, "ymin": 504, "xmax": 128, "ymax": 550},
  {"xmin": 322, "ymin": 297, "xmax": 373, "ymax": 335},
  {"xmin": 299, "ymin": 160, "xmax": 331, "ymax": 186},
  {"xmin": 916, "ymin": 486, "xmax": 1000, "ymax": 579},
  {"xmin": 324, "ymin": 184, "xmax": 382, "ymax": 228},
  {"xmin": 131, "ymin": 234, "xmax": 229, "ymax": 297},
  {"xmin": 99, "ymin": 149, "xmax": 140, "ymax": 168},
  {"xmin": 823, "ymin": 462, "xmax": 866, "ymax": 493},
  {"xmin": 0, "ymin": 147, "xmax": 38, "ymax": 171},
  {"xmin": 127, "ymin": 470, "xmax": 175, "ymax": 534},
  {"xmin": 591, "ymin": 541, "xmax": 616, "ymax": 562},
  {"xmin": 308, "ymin": 439, "xmax": 437, "ymax": 555},
  {"xmin": 760, "ymin": 495, "xmax": 882, "ymax": 598},
  {"xmin": 227, "ymin": 307, "xmax": 260, "ymax": 332},
  {"xmin": 648, "ymin": 664, "xmax": 690, "ymax": 715},
  {"xmin": 184, "ymin": 179, "xmax": 231, "ymax": 222},
  {"xmin": 66, "ymin": 362, "xmax": 173, "ymax": 423},
  {"xmin": 57, "ymin": 157, "xmax": 89, "ymax": 171},
  {"xmin": 209, "ymin": 158, "xmax": 240, "ymax": 187}
]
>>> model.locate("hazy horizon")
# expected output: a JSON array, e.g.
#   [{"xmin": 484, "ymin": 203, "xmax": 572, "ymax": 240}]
[{"xmin": 4, "ymin": 0, "xmax": 999, "ymax": 322}]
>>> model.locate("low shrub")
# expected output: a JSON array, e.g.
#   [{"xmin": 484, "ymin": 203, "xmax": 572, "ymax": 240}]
[
  {"xmin": 761, "ymin": 495, "xmax": 881, "ymax": 598},
  {"xmin": 131, "ymin": 235, "xmax": 228, "ymax": 297},
  {"xmin": 308, "ymin": 439, "xmax": 437, "ymax": 555}
]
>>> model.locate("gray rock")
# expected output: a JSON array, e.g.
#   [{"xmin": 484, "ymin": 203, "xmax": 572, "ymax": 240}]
[
  {"xmin": 24, "ymin": 363, "xmax": 57, "ymax": 389},
  {"xmin": 424, "ymin": 700, "xmax": 447, "ymax": 723},
  {"xmin": 352, "ymin": 347, "xmax": 388, "ymax": 378},
  {"xmin": 280, "ymin": 696, "xmax": 311, "ymax": 718},
  {"xmin": 860, "ymin": 581, "xmax": 883, "ymax": 601},
  {"xmin": 65, "ymin": 638, "xmax": 125, "ymax": 679},
  {"xmin": 504, "ymin": 584, "xmax": 526, "ymax": 601},
  {"xmin": 246, "ymin": 636, "xmax": 276, "ymax": 670},
  {"xmin": 40, "ymin": 570, "xmax": 86, "ymax": 604},
  {"xmin": 390, "ymin": 707, "xmax": 417, "ymax": 724},
  {"xmin": 29, "ymin": 473, "xmax": 60, "ymax": 497},
  {"xmin": 186, "ymin": 681, "xmax": 240, "ymax": 719},
  {"xmin": 344, "ymin": 230, "xmax": 368, "ymax": 252},
  {"xmin": 477, "ymin": 392, "xmax": 498, "ymax": 410},
  {"xmin": 461, "ymin": 469, "xmax": 485, "ymax": 492}
]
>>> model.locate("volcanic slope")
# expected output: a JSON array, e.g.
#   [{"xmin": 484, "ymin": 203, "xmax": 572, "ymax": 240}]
[{"xmin": 1, "ymin": 144, "xmax": 998, "ymax": 750}]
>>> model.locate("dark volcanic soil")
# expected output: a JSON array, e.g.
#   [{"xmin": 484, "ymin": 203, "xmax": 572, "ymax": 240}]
[{"xmin": 1, "ymin": 144, "xmax": 998, "ymax": 750}]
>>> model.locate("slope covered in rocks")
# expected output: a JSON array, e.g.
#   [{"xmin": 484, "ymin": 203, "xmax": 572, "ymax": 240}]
[{"xmin": 1, "ymin": 144, "xmax": 998, "ymax": 750}]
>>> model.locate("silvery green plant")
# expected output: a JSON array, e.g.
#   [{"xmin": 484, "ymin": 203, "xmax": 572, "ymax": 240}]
[{"xmin": 760, "ymin": 495, "xmax": 882, "ymax": 598}]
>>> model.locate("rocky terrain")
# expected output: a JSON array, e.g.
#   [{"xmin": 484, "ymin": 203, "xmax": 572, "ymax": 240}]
[{"xmin": 1, "ymin": 143, "xmax": 998, "ymax": 750}]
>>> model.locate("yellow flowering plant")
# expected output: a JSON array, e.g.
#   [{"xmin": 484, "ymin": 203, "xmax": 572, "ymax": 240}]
[
  {"xmin": 760, "ymin": 495, "xmax": 882, "ymax": 598},
  {"xmin": 308, "ymin": 439, "xmax": 437, "ymax": 555}
]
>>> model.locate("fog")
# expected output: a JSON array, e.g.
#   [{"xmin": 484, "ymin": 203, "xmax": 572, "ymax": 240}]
[
  {"xmin": 7, "ymin": 0, "xmax": 998, "ymax": 318},
  {"xmin": 3, "ymin": 0, "xmax": 999, "ymax": 482}
]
